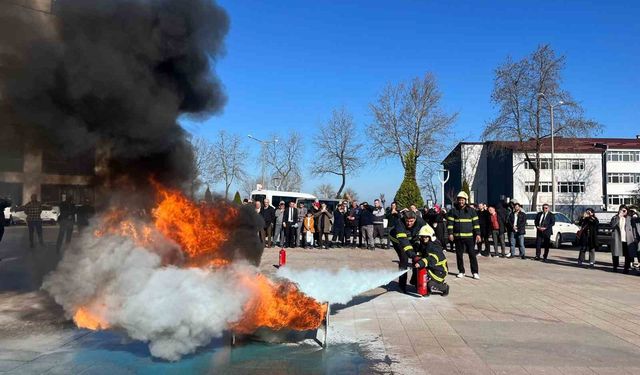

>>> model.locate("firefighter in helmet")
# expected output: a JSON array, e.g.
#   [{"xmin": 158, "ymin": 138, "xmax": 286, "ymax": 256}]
[
  {"xmin": 414, "ymin": 224, "xmax": 450, "ymax": 296},
  {"xmin": 447, "ymin": 191, "xmax": 481, "ymax": 279},
  {"xmin": 389, "ymin": 210, "xmax": 421, "ymax": 293}
]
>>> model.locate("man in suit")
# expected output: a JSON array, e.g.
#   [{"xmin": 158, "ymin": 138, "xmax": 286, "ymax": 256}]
[
  {"xmin": 282, "ymin": 201, "xmax": 298, "ymax": 248},
  {"xmin": 535, "ymin": 204, "xmax": 555, "ymax": 261}
]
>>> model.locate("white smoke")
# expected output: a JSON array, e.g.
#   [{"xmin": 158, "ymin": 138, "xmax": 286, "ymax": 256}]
[
  {"xmin": 275, "ymin": 267, "xmax": 407, "ymax": 305},
  {"xmin": 42, "ymin": 232, "xmax": 255, "ymax": 361}
]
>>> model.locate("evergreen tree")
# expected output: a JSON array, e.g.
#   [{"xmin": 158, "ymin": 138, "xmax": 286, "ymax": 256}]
[
  {"xmin": 394, "ymin": 149, "xmax": 424, "ymax": 209},
  {"xmin": 233, "ymin": 191, "xmax": 242, "ymax": 204}
]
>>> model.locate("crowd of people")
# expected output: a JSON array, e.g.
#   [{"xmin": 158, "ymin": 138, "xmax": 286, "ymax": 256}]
[{"xmin": 251, "ymin": 191, "xmax": 640, "ymax": 294}]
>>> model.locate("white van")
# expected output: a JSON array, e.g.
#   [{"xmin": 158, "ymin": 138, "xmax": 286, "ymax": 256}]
[{"xmin": 250, "ymin": 189, "xmax": 316, "ymax": 207}]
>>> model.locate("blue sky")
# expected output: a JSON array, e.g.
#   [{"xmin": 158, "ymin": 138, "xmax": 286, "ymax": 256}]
[{"xmin": 184, "ymin": 0, "xmax": 640, "ymax": 202}]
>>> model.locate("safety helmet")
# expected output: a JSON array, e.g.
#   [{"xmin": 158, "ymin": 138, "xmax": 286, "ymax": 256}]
[
  {"xmin": 456, "ymin": 191, "xmax": 469, "ymax": 200},
  {"xmin": 418, "ymin": 224, "xmax": 435, "ymax": 238}
]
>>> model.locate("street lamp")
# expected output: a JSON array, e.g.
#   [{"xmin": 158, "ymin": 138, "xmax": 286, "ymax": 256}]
[
  {"xmin": 247, "ymin": 134, "xmax": 278, "ymax": 190},
  {"xmin": 537, "ymin": 93, "xmax": 567, "ymax": 212},
  {"xmin": 437, "ymin": 169, "xmax": 450, "ymax": 206}
]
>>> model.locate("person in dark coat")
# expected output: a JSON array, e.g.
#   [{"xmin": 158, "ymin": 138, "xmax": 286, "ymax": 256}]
[
  {"xmin": 476, "ymin": 203, "xmax": 492, "ymax": 257},
  {"xmin": 314, "ymin": 203, "xmax": 333, "ymax": 249},
  {"xmin": 507, "ymin": 202, "xmax": 527, "ymax": 259},
  {"xmin": 260, "ymin": 199, "xmax": 276, "ymax": 247},
  {"xmin": 359, "ymin": 202, "xmax": 375, "ymax": 250},
  {"xmin": 577, "ymin": 208, "xmax": 599, "ymax": 268},
  {"xmin": 56, "ymin": 195, "xmax": 77, "ymax": 253},
  {"xmin": 534, "ymin": 204, "xmax": 556, "ymax": 261},
  {"xmin": 331, "ymin": 203, "xmax": 346, "ymax": 248},
  {"xmin": 0, "ymin": 197, "xmax": 10, "ymax": 246},
  {"xmin": 282, "ymin": 201, "xmax": 298, "ymax": 248},
  {"xmin": 76, "ymin": 198, "xmax": 95, "ymax": 231},
  {"xmin": 345, "ymin": 201, "xmax": 360, "ymax": 248}
]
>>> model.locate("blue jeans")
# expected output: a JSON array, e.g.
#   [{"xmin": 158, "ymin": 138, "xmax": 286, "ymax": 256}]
[{"xmin": 510, "ymin": 232, "xmax": 525, "ymax": 257}]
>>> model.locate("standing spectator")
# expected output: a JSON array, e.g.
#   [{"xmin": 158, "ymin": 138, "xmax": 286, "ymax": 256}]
[
  {"xmin": 76, "ymin": 198, "xmax": 95, "ymax": 232},
  {"xmin": 22, "ymin": 194, "xmax": 44, "ymax": 249},
  {"xmin": 345, "ymin": 201, "xmax": 360, "ymax": 248},
  {"xmin": 331, "ymin": 203, "xmax": 346, "ymax": 248},
  {"xmin": 534, "ymin": 204, "xmax": 555, "ymax": 261},
  {"xmin": 254, "ymin": 200, "xmax": 264, "ymax": 245},
  {"xmin": 497, "ymin": 202, "xmax": 510, "ymax": 246},
  {"xmin": 610, "ymin": 205, "xmax": 638, "ymax": 273},
  {"xmin": 56, "ymin": 195, "xmax": 77, "ymax": 253},
  {"xmin": 477, "ymin": 203, "xmax": 492, "ymax": 257},
  {"xmin": 302, "ymin": 211, "xmax": 315, "ymax": 248},
  {"xmin": 447, "ymin": 192, "xmax": 481, "ymax": 279},
  {"xmin": 385, "ymin": 201, "xmax": 401, "ymax": 249},
  {"xmin": 314, "ymin": 203, "xmax": 333, "ymax": 249},
  {"xmin": 0, "ymin": 197, "xmax": 10, "ymax": 246},
  {"xmin": 488, "ymin": 206, "xmax": 506, "ymax": 257},
  {"xmin": 578, "ymin": 208, "xmax": 599, "ymax": 268},
  {"xmin": 260, "ymin": 199, "xmax": 276, "ymax": 248},
  {"xmin": 359, "ymin": 202, "xmax": 375, "ymax": 250},
  {"xmin": 310, "ymin": 200, "xmax": 321, "ymax": 247},
  {"xmin": 507, "ymin": 202, "xmax": 527, "ymax": 259},
  {"xmin": 296, "ymin": 202, "xmax": 307, "ymax": 248},
  {"xmin": 274, "ymin": 201, "xmax": 285, "ymax": 247},
  {"xmin": 282, "ymin": 201, "xmax": 298, "ymax": 248},
  {"xmin": 372, "ymin": 199, "xmax": 386, "ymax": 249},
  {"xmin": 426, "ymin": 205, "xmax": 448, "ymax": 249}
]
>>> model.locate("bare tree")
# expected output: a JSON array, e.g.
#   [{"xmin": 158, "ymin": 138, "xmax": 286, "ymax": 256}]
[
  {"xmin": 483, "ymin": 44, "xmax": 601, "ymax": 209},
  {"xmin": 312, "ymin": 108, "xmax": 364, "ymax": 198},
  {"xmin": 240, "ymin": 175, "xmax": 262, "ymax": 200},
  {"xmin": 265, "ymin": 132, "xmax": 303, "ymax": 191},
  {"xmin": 189, "ymin": 137, "xmax": 215, "ymax": 199},
  {"xmin": 210, "ymin": 130, "xmax": 248, "ymax": 200},
  {"xmin": 341, "ymin": 187, "xmax": 358, "ymax": 202},
  {"xmin": 368, "ymin": 73, "xmax": 457, "ymax": 180},
  {"xmin": 419, "ymin": 165, "xmax": 439, "ymax": 203},
  {"xmin": 313, "ymin": 183, "xmax": 336, "ymax": 199}
]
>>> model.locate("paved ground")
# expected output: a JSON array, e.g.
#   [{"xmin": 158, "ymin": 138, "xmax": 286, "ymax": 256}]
[{"xmin": 2, "ymin": 225, "xmax": 640, "ymax": 374}]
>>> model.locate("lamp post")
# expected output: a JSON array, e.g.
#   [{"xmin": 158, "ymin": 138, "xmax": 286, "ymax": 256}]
[
  {"xmin": 247, "ymin": 135, "xmax": 278, "ymax": 190},
  {"xmin": 537, "ymin": 93, "xmax": 566, "ymax": 212},
  {"xmin": 437, "ymin": 168, "xmax": 450, "ymax": 206}
]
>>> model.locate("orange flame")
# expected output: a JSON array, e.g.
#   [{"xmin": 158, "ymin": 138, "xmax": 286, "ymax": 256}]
[
  {"xmin": 74, "ymin": 183, "xmax": 326, "ymax": 335},
  {"xmin": 153, "ymin": 186, "xmax": 237, "ymax": 266},
  {"xmin": 74, "ymin": 307, "xmax": 110, "ymax": 330},
  {"xmin": 234, "ymin": 273, "xmax": 327, "ymax": 334}
]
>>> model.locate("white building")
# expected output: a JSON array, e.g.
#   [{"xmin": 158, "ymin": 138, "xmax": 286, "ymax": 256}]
[{"xmin": 442, "ymin": 137, "xmax": 640, "ymax": 218}]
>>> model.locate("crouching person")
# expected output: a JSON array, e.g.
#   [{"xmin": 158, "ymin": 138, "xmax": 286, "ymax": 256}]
[{"xmin": 414, "ymin": 224, "xmax": 450, "ymax": 296}]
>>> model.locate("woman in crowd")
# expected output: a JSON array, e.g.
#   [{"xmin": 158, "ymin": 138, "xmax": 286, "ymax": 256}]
[
  {"xmin": 577, "ymin": 208, "xmax": 599, "ymax": 268},
  {"xmin": 610, "ymin": 205, "xmax": 640, "ymax": 273}
]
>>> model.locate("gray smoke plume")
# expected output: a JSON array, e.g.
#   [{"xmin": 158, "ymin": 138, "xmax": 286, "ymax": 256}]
[{"xmin": 0, "ymin": 0, "xmax": 229, "ymax": 190}]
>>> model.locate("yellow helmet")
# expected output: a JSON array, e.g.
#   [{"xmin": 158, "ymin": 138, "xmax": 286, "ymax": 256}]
[
  {"xmin": 456, "ymin": 191, "xmax": 469, "ymax": 201},
  {"xmin": 418, "ymin": 224, "xmax": 435, "ymax": 238}
]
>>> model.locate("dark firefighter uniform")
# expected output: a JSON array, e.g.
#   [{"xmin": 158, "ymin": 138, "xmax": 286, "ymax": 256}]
[
  {"xmin": 447, "ymin": 203, "xmax": 480, "ymax": 276},
  {"xmin": 415, "ymin": 239, "xmax": 450, "ymax": 296},
  {"xmin": 389, "ymin": 214, "xmax": 421, "ymax": 293}
]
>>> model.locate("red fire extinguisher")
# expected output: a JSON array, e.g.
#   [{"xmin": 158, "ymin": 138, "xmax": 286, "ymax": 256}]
[
  {"xmin": 414, "ymin": 256, "xmax": 428, "ymax": 296},
  {"xmin": 279, "ymin": 248, "xmax": 287, "ymax": 267}
]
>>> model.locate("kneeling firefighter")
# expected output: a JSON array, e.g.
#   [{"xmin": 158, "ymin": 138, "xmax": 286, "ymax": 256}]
[
  {"xmin": 389, "ymin": 210, "xmax": 421, "ymax": 293},
  {"xmin": 414, "ymin": 224, "xmax": 450, "ymax": 296}
]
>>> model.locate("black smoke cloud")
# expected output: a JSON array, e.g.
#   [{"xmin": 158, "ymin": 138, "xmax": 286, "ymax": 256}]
[{"xmin": 0, "ymin": 0, "xmax": 229, "ymax": 191}]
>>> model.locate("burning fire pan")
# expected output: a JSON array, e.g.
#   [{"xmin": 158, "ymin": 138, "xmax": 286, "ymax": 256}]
[{"xmin": 231, "ymin": 303, "xmax": 330, "ymax": 348}]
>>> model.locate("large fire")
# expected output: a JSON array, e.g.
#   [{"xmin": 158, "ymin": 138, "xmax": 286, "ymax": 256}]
[{"xmin": 73, "ymin": 184, "xmax": 326, "ymax": 336}]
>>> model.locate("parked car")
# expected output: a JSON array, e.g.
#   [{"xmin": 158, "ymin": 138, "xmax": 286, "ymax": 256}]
[
  {"xmin": 592, "ymin": 211, "xmax": 617, "ymax": 251},
  {"xmin": 11, "ymin": 204, "xmax": 60, "ymax": 225},
  {"xmin": 524, "ymin": 211, "xmax": 580, "ymax": 248}
]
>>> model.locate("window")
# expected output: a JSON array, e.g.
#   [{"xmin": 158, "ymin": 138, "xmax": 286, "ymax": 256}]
[
  {"xmin": 607, "ymin": 151, "xmax": 640, "ymax": 162},
  {"xmin": 525, "ymin": 181, "xmax": 552, "ymax": 193},
  {"xmin": 607, "ymin": 173, "xmax": 640, "ymax": 184},
  {"xmin": 523, "ymin": 158, "xmax": 585, "ymax": 170},
  {"xmin": 557, "ymin": 181, "xmax": 585, "ymax": 194},
  {"xmin": 555, "ymin": 213, "xmax": 571, "ymax": 223},
  {"xmin": 607, "ymin": 195, "xmax": 637, "ymax": 206}
]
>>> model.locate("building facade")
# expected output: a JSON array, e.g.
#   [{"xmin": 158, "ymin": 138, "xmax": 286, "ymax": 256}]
[{"xmin": 443, "ymin": 138, "xmax": 640, "ymax": 218}]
